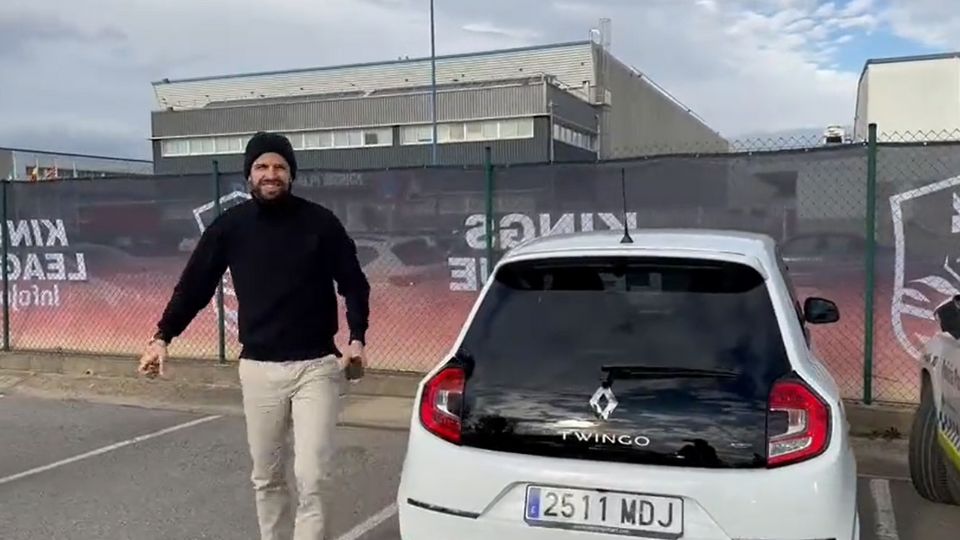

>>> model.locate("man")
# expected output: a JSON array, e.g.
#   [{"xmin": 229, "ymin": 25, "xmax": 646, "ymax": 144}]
[{"xmin": 137, "ymin": 131, "xmax": 370, "ymax": 540}]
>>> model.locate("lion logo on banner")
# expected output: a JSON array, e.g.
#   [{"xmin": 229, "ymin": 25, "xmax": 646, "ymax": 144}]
[{"xmin": 890, "ymin": 176, "xmax": 960, "ymax": 360}]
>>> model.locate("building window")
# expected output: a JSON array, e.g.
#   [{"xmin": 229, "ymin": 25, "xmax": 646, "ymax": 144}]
[
  {"xmin": 350, "ymin": 130, "xmax": 366, "ymax": 147},
  {"xmin": 304, "ymin": 132, "xmax": 324, "ymax": 149},
  {"xmin": 372, "ymin": 128, "xmax": 393, "ymax": 145},
  {"xmin": 399, "ymin": 117, "xmax": 535, "ymax": 146},
  {"xmin": 481, "ymin": 121, "xmax": 498, "ymax": 139},
  {"xmin": 159, "ymin": 127, "xmax": 393, "ymax": 157},
  {"xmin": 516, "ymin": 118, "xmax": 534, "ymax": 138},
  {"xmin": 402, "ymin": 126, "xmax": 434, "ymax": 144},
  {"xmin": 286, "ymin": 133, "xmax": 305, "ymax": 150},
  {"xmin": 214, "ymin": 137, "xmax": 241, "ymax": 153},
  {"xmin": 195, "ymin": 139, "xmax": 216, "ymax": 154},
  {"xmin": 161, "ymin": 139, "xmax": 190, "ymax": 156},
  {"xmin": 553, "ymin": 123, "xmax": 596, "ymax": 151},
  {"xmin": 446, "ymin": 123, "xmax": 465, "ymax": 142},
  {"xmin": 499, "ymin": 120, "xmax": 519, "ymax": 139},
  {"xmin": 465, "ymin": 122, "xmax": 484, "ymax": 141}
]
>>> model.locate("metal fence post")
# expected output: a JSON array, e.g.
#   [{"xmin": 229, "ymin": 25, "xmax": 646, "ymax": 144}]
[
  {"xmin": 863, "ymin": 123, "xmax": 878, "ymax": 405},
  {"xmin": 213, "ymin": 160, "xmax": 226, "ymax": 363},
  {"xmin": 1, "ymin": 180, "xmax": 9, "ymax": 351},
  {"xmin": 484, "ymin": 147, "xmax": 495, "ymax": 277}
]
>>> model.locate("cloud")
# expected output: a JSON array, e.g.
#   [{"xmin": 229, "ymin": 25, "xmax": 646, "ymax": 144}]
[
  {"xmin": 0, "ymin": 0, "xmax": 899, "ymax": 159},
  {"xmin": 841, "ymin": 0, "xmax": 874, "ymax": 17},
  {"xmin": 0, "ymin": 8, "xmax": 128, "ymax": 59},
  {"xmin": 462, "ymin": 23, "xmax": 542, "ymax": 41},
  {"xmin": 884, "ymin": 0, "xmax": 960, "ymax": 49},
  {"xmin": 539, "ymin": 0, "xmax": 865, "ymax": 136},
  {"xmin": 9, "ymin": 120, "xmax": 146, "ymax": 160}
]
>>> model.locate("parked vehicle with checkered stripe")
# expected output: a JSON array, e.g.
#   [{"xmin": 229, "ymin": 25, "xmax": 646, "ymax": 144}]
[{"xmin": 911, "ymin": 295, "xmax": 960, "ymax": 505}]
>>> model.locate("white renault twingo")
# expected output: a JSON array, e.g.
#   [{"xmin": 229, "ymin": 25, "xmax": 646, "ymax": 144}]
[{"xmin": 397, "ymin": 229, "xmax": 860, "ymax": 540}]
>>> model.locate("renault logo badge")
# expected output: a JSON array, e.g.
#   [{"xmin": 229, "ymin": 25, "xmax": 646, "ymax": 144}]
[{"xmin": 589, "ymin": 385, "xmax": 618, "ymax": 420}]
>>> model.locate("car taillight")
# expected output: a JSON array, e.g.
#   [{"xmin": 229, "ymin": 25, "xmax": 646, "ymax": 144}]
[
  {"xmin": 419, "ymin": 366, "xmax": 465, "ymax": 444},
  {"xmin": 766, "ymin": 378, "xmax": 831, "ymax": 468}
]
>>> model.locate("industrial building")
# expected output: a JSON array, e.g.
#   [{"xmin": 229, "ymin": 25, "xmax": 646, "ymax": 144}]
[
  {"xmin": 0, "ymin": 147, "xmax": 153, "ymax": 181},
  {"xmin": 150, "ymin": 40, "xmax": 728, "ymax": 174},
  {"xmin": 854, "ymin": 52, "xmax": 960, "ymax": 141}
]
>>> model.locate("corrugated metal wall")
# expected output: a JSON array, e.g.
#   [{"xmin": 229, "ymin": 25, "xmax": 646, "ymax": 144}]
[
  {"xmin": 151, "ymin": 40, "xmax": 729, "ymax": 161},
  {"xmin": 856, "ymin": 58, "xmax": 960, "ymax": 141},
  {"xmin": 153, "ymin": 118, "xmax": 553, "ymax": 174},
  {"xmin": 154, "ymin": 42, "xmax": 596, "ymax": 110},
  {"xmin": 597, "ymin": 51, "xmax": 729, "ymax": 158},
  {"xmin": 0, "ymin": 151, "xmax": 12, "ymax": 179},
  {"xmin": 547, "ymin": 85, "xmax": 598, "ymax": 132},
  {"xmin": 552, "ymin": 142, "xmax": 598, "ymax": 163},
  {"xmin": 153, "ymin": 83, "xmax": 551, "ymax": 136},
  {"xmin": 854, "ymin": 72, "xmax": 869, "ymax": 140}
]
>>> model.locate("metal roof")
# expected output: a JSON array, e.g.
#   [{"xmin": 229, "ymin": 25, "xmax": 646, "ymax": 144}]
[
  {"xmin": 859, "ymin": 51, "xmax": 960, "ymax": 83},
  {"xmin": 200, "ymin": 74, "xmax": 559, "ymax": 109},
  {"xmin": 152, "ymin": 41, "xmax": 597, "ymax": 111},
  {"xmin": 865, "ymin": 51, "xmax": 960, "ymax": 67}
]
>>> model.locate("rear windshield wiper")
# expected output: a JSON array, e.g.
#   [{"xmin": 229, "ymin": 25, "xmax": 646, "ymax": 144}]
[{"xmin": 599, "ymin": 365, "xmax": 739, "ymax": 386}]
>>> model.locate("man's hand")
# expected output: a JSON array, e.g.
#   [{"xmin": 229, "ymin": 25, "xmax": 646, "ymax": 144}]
[
  {"xmin": 340, "ymin": 339, "xmax": 365, "ymax": 369},
  {"xmin": 138, "ymin": 339, "xmax": 168, "ymax": 379},
  {"xmin": 339, "ymin": 340, "xmax": 366, "ymax": 383}
]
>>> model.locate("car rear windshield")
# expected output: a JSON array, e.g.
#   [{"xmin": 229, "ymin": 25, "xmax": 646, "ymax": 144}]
[
  {"xmin": 450, "ymin": 255, "xmax": 792, "ymax": 466},
  {"xmin": 457, "ymin": 255, "xmax": 791, "ymax": 383}
]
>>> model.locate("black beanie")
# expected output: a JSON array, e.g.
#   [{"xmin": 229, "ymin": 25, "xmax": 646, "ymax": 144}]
[{"xmin": 243, "ymin": 132, "xmax": 298, "ymax": 180}]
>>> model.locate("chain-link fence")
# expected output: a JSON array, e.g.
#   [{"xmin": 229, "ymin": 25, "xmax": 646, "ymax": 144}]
[
  {"xmin": 483, "ymin": 144, "xmax": 872, "ymax": 401},
  {"xmin": 1, "ymin": 125, "xmax": 958, "ymax": 405},
  {"xmin": 0, "ymin": 174, "xmax": 227, "ymax": 360},
  {"xmin": 873, "ymin": 129, "xmax": 960, "ymax": 404}
]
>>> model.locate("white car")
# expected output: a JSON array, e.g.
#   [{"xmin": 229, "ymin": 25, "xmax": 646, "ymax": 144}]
[
  {"xmin": 909, "ymin": 295, "xmax": 960, "ymax": 505},
  {"xmin": 397, "ymin": 229, "xmax": 860, "ymax": 540}
]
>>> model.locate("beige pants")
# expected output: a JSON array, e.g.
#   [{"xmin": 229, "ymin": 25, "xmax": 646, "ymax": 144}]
[{"xmin": 239, "ymin": 355, "xmax": 343, "ymax": 540}]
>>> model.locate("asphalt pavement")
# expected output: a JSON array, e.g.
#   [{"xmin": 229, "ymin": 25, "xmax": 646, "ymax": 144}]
[{"xmin": 0, "ymin": 393, "xmax": 957, "ymax": 540}]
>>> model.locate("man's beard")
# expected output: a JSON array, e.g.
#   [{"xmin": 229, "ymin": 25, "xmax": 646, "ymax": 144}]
[{"xmin": 249, "ymin": 180, "xmax": 291, "ymax": 204}]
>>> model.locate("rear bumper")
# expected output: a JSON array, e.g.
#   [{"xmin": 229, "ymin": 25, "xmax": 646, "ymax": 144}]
[
  {"xmin": 397, "ymin": 424, "xmax": 860, "ymax": 540},
  {"xmin": 398, "ymin": 496, "xmax": 860, "ymax": 540}
]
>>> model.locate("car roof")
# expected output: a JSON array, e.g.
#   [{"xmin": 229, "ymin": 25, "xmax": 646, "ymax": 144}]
[{"xmin": 500, "ymin": 229, "xmax": 778, "ymax": 263}]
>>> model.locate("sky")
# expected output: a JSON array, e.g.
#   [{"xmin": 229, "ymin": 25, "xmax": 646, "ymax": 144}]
[{"xmin": 0, "ymin": 0, "xmax": 956, "ymax": 160}]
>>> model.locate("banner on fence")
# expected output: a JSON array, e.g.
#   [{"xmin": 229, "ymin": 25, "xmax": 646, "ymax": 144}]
[{"xmin": 5, "ymin": 143, "xmax": 960, "ymax": 404}]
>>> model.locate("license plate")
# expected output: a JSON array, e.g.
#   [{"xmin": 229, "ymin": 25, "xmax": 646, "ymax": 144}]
[{"xmin": 524, "ymin": 484, "xmax": 683, "ymax": 538}]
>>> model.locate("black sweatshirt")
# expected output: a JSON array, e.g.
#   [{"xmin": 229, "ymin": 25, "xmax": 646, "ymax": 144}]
[{"xmin": 155, "ymin": 195, "xmax": 370, "ymax": 361}]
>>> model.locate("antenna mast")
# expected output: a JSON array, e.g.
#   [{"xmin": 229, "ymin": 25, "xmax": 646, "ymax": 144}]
[{"xmin": 620, "ymin": 168, "xmax": 633, "ymax": 244}]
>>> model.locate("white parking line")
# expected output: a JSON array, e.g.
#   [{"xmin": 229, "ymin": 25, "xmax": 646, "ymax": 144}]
[
  {"xmin": 0, "ymin": 415, "xmax": 222, "ymax": 486},
  {"xmin": 870, "ymin": 479, "xmax": 900, "ymax": 540},
  {"xmin": 859, "ymin": 473, "xmax": 911, "ymax": 482},
  {"xmin": 335, "ymin": 503, "xmax": 398, "ymax": 540}
]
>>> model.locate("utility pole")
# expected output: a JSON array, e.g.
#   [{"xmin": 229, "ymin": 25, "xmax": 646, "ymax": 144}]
[{"xmin": 430, "ymin": 0, "xmax": 439, "ymax": 165}]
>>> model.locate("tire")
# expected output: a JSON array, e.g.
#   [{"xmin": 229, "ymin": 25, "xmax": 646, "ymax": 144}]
[{"xmin": 908, "ymin": 385, "xmax": 956, "ymax": 505}]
